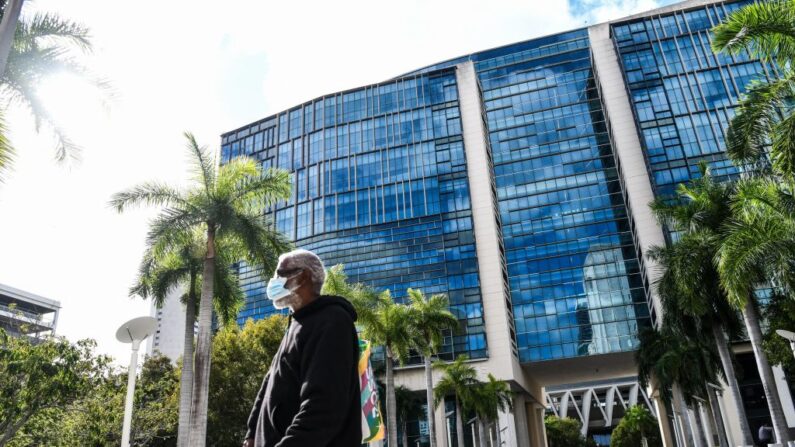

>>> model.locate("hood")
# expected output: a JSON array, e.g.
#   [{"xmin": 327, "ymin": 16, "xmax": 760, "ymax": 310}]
[{"xmin": 292, "ymin": 295, "xmax": 358, "ymax": 322}]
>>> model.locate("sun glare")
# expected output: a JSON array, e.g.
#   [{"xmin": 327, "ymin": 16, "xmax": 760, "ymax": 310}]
[{"xmin": 33, "ymin": 72, "xmax": 107, "ymax": 135}]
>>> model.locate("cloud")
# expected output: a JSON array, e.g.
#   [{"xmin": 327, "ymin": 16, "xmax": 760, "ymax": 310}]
[{"xmin": 569, "ymin": 0, "xmax": 677, "ymax": 24}]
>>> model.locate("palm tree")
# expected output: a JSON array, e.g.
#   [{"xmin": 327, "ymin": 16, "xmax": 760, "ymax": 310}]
[
  {"xmin": 636, "ymin": 325, "xmax": 720, "ymax": 447},
  {"xmin": 406, "ymin": 288, "xmax": 458, "ymax": 447},
  {"xmin": 111, "ymin": 132, "xmax": 292, "ymax": 447},
  {"xmin": 434, "ymin": 355, "xmax": 478, "ymax": 447},
  {"xmin": 650, "ymin": 164, "xmax": 792, "ymax": 442},
  {"xmin": 130, "ymin": 229, "xmax": 246, "ymax": 447},
  {"xmin": 649, "ymin": 178, "xmax": 752, "ymax": 444},
  {"xmin": 1, "ymin": 10, "xmax": 100, "ymax": 176},
  {"xmin": 469, "ymin": 374, "xmax": 512, "ymax": 447},
  {"xmin": 358, "ymin": 294, "xmax": 415, "ymax": 447},
  {"xmin": 719, "ymin": 177, "xmax": 795, "ymax": 299},
  {"xmin": 711, "ymin": 0, "xmax": 795, "ymax": 177},
  {"xmin": 395, "ymin": 385, "xmax": 423, "ymax": 447}
]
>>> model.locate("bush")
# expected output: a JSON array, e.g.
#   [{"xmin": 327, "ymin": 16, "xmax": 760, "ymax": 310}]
[
  {"xmin": 610, "ymin": 405, "xmax": 662, "ymax": 447},
  {"xmin": 545, "ymin": 415, "xmax": 594, "ymax": 447}
]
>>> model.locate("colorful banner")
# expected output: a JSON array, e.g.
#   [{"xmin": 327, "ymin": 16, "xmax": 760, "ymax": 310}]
[{"xmin": 359, "ymin": 339, "xmax": 385, "ymax": 442}]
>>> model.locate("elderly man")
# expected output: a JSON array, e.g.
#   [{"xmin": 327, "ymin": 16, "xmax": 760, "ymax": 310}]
[{"xmin": 243, "ymin": 249, "xmax": 361, "ymax": 447}]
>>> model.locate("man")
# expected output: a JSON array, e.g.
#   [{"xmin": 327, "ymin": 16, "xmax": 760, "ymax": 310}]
[
  {"xmin": 243, "ymin": 249, "xmax": 361, "ymax": 447},
  {"xmin": 758, "ymin": 421, "xmax": 773, "ymax": 446}
]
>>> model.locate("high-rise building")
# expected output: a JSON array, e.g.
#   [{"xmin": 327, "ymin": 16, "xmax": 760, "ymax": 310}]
[
  {"xmin": 0, "ymin": 283, "xmax": 60, "ymax": 338},
  {"xmin": 221, "ymin": 1, "xmax": 793, "ymax": 445},
  {"xmin": 147, "ymin": 287, "xmax": 189, "ymax": 362}
]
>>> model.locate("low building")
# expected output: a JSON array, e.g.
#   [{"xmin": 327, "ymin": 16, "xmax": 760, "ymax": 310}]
[{"xmin": 0, "ymin": 283, "xmax": 60, "ymax": 338}]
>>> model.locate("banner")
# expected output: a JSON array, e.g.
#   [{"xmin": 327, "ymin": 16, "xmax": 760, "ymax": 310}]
[{"xmin": 359, "ymin": 339, "xmax": 385, "ymax": 442}]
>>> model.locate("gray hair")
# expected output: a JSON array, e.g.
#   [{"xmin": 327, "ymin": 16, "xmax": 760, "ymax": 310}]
[{"xmin": 278, "ymin": 249, "xmax": 326, "ymax": 294}]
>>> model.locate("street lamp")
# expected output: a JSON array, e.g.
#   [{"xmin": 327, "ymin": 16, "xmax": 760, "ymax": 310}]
[
  {"xmin": 115, "ymin": 316, "xmax": 157, "ymax": 447},
  {"xmin": 775, "ymin": 329, "xmax": 795, "ymax": 360}
]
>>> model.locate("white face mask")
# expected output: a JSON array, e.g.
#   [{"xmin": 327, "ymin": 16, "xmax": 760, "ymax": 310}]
[
  {"xmin": 266, "ymin": 267, "xmax": 303, "ymax": 305},
  {"xmin": 266, "ymin": 276, "xmax": 292, "ymax": 301}
]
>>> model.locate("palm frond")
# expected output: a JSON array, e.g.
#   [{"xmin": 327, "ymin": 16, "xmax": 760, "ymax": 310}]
[
  {"xmin": 213, "ymin": 262, "xmax": 244, "ymax": 327},
  {"xmin": 407, "ymin": 288, "xmax": 458, "ymax": 355},
  {"xmin": 2, "ymin": 11, "xmax": 108, "ymax": 163},
  {"xmin": 149, "ymin": 264, "xmax": 191, "ymax": 308},
  {"xmin": 772, "ymin": 110, "xmax": 795, "ymax": 177},
  {"xmin": 220, "ymin": 210, "xmax": 292, "ymax": 273},
  {"xmin": 214, "ymin": 156, "xmax": 260, "ymax": 198},
  {"xmin": 145, "ymin": 207, "xmax": 203, "ymax": 247},
  {"xmin": 109, "ymin": 182, "xmax": 189, "ymax": 212},
  {"xmin": 732, "ymin": 177, "xmax": 787, "ymax": 219},
  {"xmin": 719, "ymin": 215, "xmax": 793, "ymax": 305},
  {"xmin": 321, "ymin": 264, "xmax": 350, "ymax": 297},
  {"xmin": 229, "ymin": 167, "xmax": 292, "ymax": 209},
  {"xmin": 1, "ymin": 65, "xmax": 79, "ymax": 162},
  {"xmin": 725, "ymin": 75, "xmax": 795, "ymax": 168},
  {"xmin": 15, "ymin": 13, "xmax": 91, "ymax": 52},
  {"xmin": 183, "ymin": 132, "xmax": 216, "ymax": 196},
  {"xmin": 0, "ymin": 109, "xmax": 14, "ymax": 182},
  {"xmin": 433, "ymin": 355, "xmax": 476, "ymax": 408},
  {"xmin": 711, "ymin": 0, "xmax": 795, "ymax": 63}
]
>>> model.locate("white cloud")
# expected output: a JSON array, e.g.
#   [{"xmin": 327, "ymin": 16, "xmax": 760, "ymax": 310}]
[{"xmin": 0, "ymin": 0, "xmax": 661, "ymax": 363}]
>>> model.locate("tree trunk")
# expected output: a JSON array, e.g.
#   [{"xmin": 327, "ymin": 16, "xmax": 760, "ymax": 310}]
[
  {"xmin": 742, "ymin": 299, "xmax": 791, "ymax": 442},
  {"xmin": 455, "ymin": 397, "xmax": 465, "ymax": 447},
  {"xmin": 386, "ymin": 348, "xmax": 398, "ymax": 447},
  {"xmin": 424, "ymin": 355, "xmax": 437, "ymax": 447},
  {"xmin": 402, "ymin": 420, "xmax": 409, "ymax": 447},
  {"xmin": 188, "ymin": 226, "xmax": 216, "ymax": 447},
  {"xmin": 494, "ymin": 419, "xmax": 502, "ymax": 447},
  {"xmin": 0, "ymin": 0, "xmax": 24, "ymax": 77},
  {"xmin": 477, "ymin": 418, "xmax": 489, "ymax": 447},
  {"xmin": 706, "ymin": 386, "xmax": 729, "ymax": 447},
  {"xmin": 673, "ymin": 383, "xmax": 695, "ymax": 446},
  {"xmin": 711, "ymin": 323, "xmax": 753, "ymax": 445},
  {"xmin": 176, "ymin": 283, "xmax": 196, "ymax": 447}
]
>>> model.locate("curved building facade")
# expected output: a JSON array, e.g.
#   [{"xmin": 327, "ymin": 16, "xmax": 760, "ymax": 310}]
[{"xmin": 221, "ymin": 1, "xmax": 783, "ymax": 445}]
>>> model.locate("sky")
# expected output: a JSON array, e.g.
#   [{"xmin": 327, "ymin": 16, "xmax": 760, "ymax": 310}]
[{"xmin": 0, "ymin": 0, "xmax": 674, "ymax": 363}]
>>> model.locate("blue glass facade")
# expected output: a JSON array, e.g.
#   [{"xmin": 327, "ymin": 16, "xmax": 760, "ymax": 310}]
[
  {"xmin": 612, "ymin": 0, "xmax": 776, "ymax": 197},
  {"xmin": 471, "ymin": 31, "xmax": 648, "ymax": 362},
  {"xmin": 222, "ymin": 69, "xmax": 487, "ymax": 362},
  {"xmin": 224, "ymin": 2, "xmax": 786, "ymax": 367}
]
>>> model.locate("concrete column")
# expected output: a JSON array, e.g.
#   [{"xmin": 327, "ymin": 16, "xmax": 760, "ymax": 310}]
[
  {"xmin": 698, "ymin": 400, "xmax": 715, "ymax": 447},
  {"xmin": 774, "ymin": 366, "xmax": 795, "ymax": 429},
  {"xmin": 714, "ymin": 375, "xmax": 745, "ymax": 446},
  {"xmin": 652, "ymin": 393, "xmax": 677, "ymax": 447},
  {"xmin": 524, "ymin": 403, "xmax": 547, "ymax": 447},
  {"xmin": 512, "ymin": 394, "xmax": 531, "ymax": 447},
  {"xmin": 588, "ymin": 23, "xmax": 667, "ymax": 320},
  {"xmin": 454, "ymin": 59, "xmax": 540, "ymax": 446},
  {"xmin": 435, "ymin": 400, "xmax": 449, "ymax": 447}
]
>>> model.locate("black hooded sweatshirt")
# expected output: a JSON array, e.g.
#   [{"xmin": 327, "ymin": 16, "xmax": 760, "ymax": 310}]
[{"xmin": 246, "ymin": 295, "xmax": 361, "ymax": 447}]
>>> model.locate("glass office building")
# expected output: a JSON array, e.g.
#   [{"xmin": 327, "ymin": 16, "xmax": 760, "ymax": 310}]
[
  {"xmin": 224, "ymin": 30, "xmax": 648, "ymax": 366},
  {"xmin": 611, "ymin": 0, "xmax": 770, "ymax": 197},
  {"xmin": 223, "ymin": 69, "xmax": 489, "ymax": 363},
  {"xmin": 221, "ymin": 1, "xmax": 772, "ymax": 445}
]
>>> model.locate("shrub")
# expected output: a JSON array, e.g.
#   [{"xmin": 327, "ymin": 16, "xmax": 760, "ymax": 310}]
[
  {"xmin": 545, "ymin": 415, "xmax": 594, "ymax": 447},
  {"xmin": 610, "ymin": 405, "xmax": 662, "ymax": 447}
]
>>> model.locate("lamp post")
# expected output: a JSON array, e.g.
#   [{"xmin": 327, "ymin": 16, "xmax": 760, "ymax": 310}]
[{"xmin": 115, "ymin": 316, "xmax": 157, "ymax": 447}]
